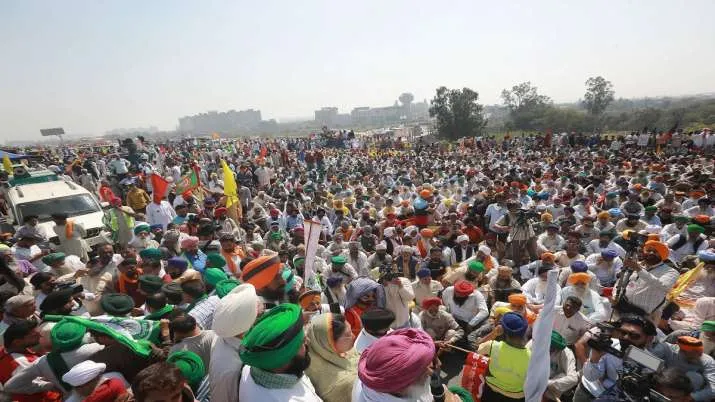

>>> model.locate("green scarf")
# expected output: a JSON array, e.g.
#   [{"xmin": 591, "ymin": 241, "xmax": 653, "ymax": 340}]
[
  {"xmin": 145, "ymin": 305, "xmax": 174, "ymax": 321},
  {"xmin": 46, "ymin": 351, "xmax": 72, "ymax": 392},
  {"xmin": 44, "ymin": 315, "xmax": 153, "ymax": 358},
  {"xmin": 249, "ymin": 366, "xmax": 301, "ymax": 389},
  {"xmin": 185, "ymin": 294, "xmax": 208, "ymax": 313}
]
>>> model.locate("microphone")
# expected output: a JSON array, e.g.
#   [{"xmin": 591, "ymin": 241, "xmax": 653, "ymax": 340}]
[{"xmin": 430, "ymin": 369, "xmax": 445, "ymax": 402}]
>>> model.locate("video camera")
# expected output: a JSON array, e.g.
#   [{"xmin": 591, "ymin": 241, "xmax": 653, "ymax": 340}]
[
  {"xmin": 622, "ymin": 232, "xmax": 648, "ymax": 256},
  {"xmin": 618, "ymin": 346, "xmax": 670, "ymax": 402},
  {"xmin": 586, "ymin": 322, "xmax": 624, "ymax": 358},
  {"xmin": 515, "ymin": 208, "xmax": 539, "ymax": 224}
]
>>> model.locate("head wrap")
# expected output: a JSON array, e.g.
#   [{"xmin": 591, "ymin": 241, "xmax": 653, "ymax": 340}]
[
  {"xmin": 180, "ymin": 236, "xmax": 199, "ymax": 249},
  {"xmin": 331, "ymin": 255, "xmax": 347, "ymax": 265},
  {"xmin": 598, "ymin": 211, "xmax": 610, "ymax": 219},
  {"xmin": 456, "ymin": 234, "xmax": 469, "ymax": 243},
  {"xmin": 62, "ymin": 360, "xmax": 106, "ymax": 387},
  {"xmin": 213, "ymin": 284, "xmax": 259, "ymax": 337},
  {"xmin": 467, "ymin": 260, "xmax": 484, "ymax": 273},
  {"xmin": 478, "ymin": 245, "xmax": 492, "ymax": 256},
  {"xmin": 608, "ymin": 208, "xmax": 621, "ymax": 217},
  {"xmin": 701, "ymin": 321, "xmax": 715, "ymax": 332},
  {"xmin": 416, "ymin": 268, "xmax": 431, "ymax": 279},
  {"xmin": 570, "ymin": 260, "xmax": 588, "ymax": 273},
  {"xmin": 203, "ymin": 268, "xmax": 228, "ymax": 287},
  {"xmin": 4, "ymin": 294, "xmax": 34, "ymax": 314},
  {"xmin": 133, "ymin": 224, "xmax": 151, "ymax": 235},
  {"xmin": 643, "ymin": 240, "xmax": 669, "ymax": 261},
  {"xmin": 214, "ymin": 207, "xmax": 227, "ymax": 217},
  {"xmin": 298, "ymin": 290, "xmax": 321, "ymax": 309},
  {"xmin": 42, "ymin": 252, "xmax": 66, "ymax": 266},
  {"xmin": 693, "ymin": 215, "xmax": 710, "ymax": 225},
  {"xmin": 677, "ymin": 336, "xmax": 704, "ymax": 353},
  {"xmin": 698, "ymin": 250, "xmax": 715, "ymax": 263},
  {"xmin": 601, "ymin": 249, "xmax": 618, "ymax": 260},
  {"xmin": 150, "ymin": 224, "xmax": 163, "ymax": 232},
  {"xmin": 240, "ymin": 303, "xmax": 305, "ymax": 370},
  {"xmin": 138, "ymin": 275, "xmax": 164, "ymax": 293},
  {"xmin": 163, "ymin": 230, "xmax": 181, "ymax": 242},
  {"xmin": 139, "ymin": 248, "xmax": 162, "ymax": 262},
  {"xmin": 100, "ymin": 293, "xmax": 135, "ymax": 316},
  {"xmin": 83, "ymin": 378, "xmax": 126, "ymax": 402},
  {"xmin": 205, "ymin": 253, "xmax": 226, "ymax": 269},
  {"xmin": 361, "ymin": 308, "xmax": 396, "ymax": 332},
  {"xmin": 167, "ymin": 257, "xmax": 188, "ymax": 270},
  {"xmin": 644, "ymin": 205, "xmax": 658, "ymax": 213},
  {"xmin": 167, "ymin": 351, "xmax": 205, "ymax": 390},
  {"xmin": 541, "ymin": 212, "xmax": 553, "ymax": 222},
  {"xmin": 674, "ymin": 215, "xmax": 690, "ymax": 223},
  {"xmin": 40, "ymin": 288, "xmax": 74, "ymax": 313},
  {"xmin": 687, "ymin": 224, "xmax": 705, "ymax": 234},
  {"xmin": 241, "ymin": 255, "xmax": 283, "ymax": 290},
  {"xmin": 508, "ymin": 293, "xmax": 527, "ymax": 307},
  {"xmin": 568, "ymin": 272, "xmax": 591, "ymax": 285},
  {"xmin": 501, "ymin": 312, "xmax": 528, "ymax": 337},
  {"xmin": 375, "ymin": 242, "xmax": 387, "ymax": 251},
  {"xmin": 420, "ymin": 228, "xmax": 433, "ymax": 238},
  {"xmin": 214, "ymin": 278, "xmax": 240, "ymax": 298},
  {"xmin": 454, "ymin": 280, "xmax": 475, "ymax": 297},
  {"xmin": 541, "ymin": 252, "xmax": 556, "ymax": 264},
  {"xmin": 421, "ymin": 297, "xmax": 442, "ymax": 310},
  {"xmin": 551, "ymin": 331, "xmax": 566, "ymax": 350},
  {"xmin": 344, "ymin": 277, "xmax": 385, "ymax": 310},
  {"xmin": 358, "ymin": 328, "xmax": 435, "ymax": 394},
  {"xmin": 51, "ymin": 320, "xmax": 87, "ymax": 352}
]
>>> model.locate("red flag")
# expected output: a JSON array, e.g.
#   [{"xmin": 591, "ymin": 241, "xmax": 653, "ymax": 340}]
[{"xmin": 151, "ymin": 174, "xmax": 169, "ymax": 204}]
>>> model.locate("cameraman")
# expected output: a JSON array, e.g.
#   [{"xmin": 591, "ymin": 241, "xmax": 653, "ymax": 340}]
[
  {"xmin": 617, "ymin": 240, "xmax": 679, "ymax": 321},
  {"xmin": 573, "ymin": 315, "xmax": 657, "ymax": 402}
]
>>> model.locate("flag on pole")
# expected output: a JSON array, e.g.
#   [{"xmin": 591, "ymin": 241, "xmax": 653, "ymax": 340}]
[
  {"xmin": 303, "ymin": 219, "xmax": 322, "ymax": 290},
  {"xmin": 221, "ymin": 159, "xmax": 241, "ymax": 220},
  {"xmin": 175, "ymin": 169, "xmax": 200, "ymax": 195},
  {"xmin": 150, "ymin": 174, "xmax": 169, "ymax": 204},
  {"xmin": 524, "ymin": 269, "xmax": 560, "ymax": 401},
  {"xmin": 2, "ymin": 155, "xmax": 13, "ymax": 175}
]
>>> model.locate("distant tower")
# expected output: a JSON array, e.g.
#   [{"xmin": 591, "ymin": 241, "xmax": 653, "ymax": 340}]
[{"xmin": 399, "ymin": 92, "xmax": 415, "ymax": 118}]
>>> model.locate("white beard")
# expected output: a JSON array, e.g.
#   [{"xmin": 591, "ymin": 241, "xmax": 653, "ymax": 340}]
[{"xmin": 402, "ymin": 378, "xmax": 432, "ymax": 401}]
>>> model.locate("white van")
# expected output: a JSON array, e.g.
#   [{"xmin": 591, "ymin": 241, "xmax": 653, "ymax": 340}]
[{"xmin": 4, "ymin": 180, "xmax": 110, "ymax": 247}]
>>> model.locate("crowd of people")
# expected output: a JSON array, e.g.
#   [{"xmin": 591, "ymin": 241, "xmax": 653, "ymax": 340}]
[{"xmin": 0, "ymin": 128, "xmax": 713, "ymax": 402}]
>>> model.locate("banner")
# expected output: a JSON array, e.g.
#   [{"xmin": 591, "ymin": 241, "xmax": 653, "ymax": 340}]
[
  {"xmin": 303, "ymin": 219, "xmax": 322, "ymax": 290},
  {"xmin": 221, "ymin": 160, "xmax": 241, "ymax": 221}
]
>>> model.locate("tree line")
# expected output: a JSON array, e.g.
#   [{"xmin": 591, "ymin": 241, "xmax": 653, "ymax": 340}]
[{"xmin": 429, "ymin": 77, "xmax": 715, "ymax": 140}]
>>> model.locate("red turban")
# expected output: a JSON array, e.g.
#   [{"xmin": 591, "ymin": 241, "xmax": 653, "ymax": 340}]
[
  {"xmin": 643, "ymin": 240, "xmax": 669, "ymax": 261},
  {"xmin": 420, "ymin": 228, "xmax": 434, "ymax": 238},
  {"xmin": 421, "ymin": 297, "xmax": 442, "ymax": 310},
  {"xmin": 358, "ymin": 328, "xmax": 435, "ymax": 394},
  {"xmin": 214, "ymin": 207, "xmax": 228, "ymax": 217},
  {"xmin": 454, "ymin": 280, "xmax": 475, "ymax": 297}
]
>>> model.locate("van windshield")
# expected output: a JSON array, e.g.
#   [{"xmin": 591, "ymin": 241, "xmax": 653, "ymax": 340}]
[{"xmin": 17, "ymin": 194, "xmax": 100, "ymax": 223}]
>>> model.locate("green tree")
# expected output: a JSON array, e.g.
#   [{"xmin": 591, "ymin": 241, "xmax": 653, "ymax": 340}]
[
  {"xmin": 501, "ymin": 82, "xmax": 552, "ymax": 130},
  {"xmin": 429, "ymin": 86, "xmax": 487, "ymax": 140},
  {"xmin": 583, "ymin": 76, "xmax": 615, "ymax": 116}
]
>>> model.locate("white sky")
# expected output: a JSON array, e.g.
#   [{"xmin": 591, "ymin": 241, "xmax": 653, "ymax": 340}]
[{"xmin": 1, "ymin": 0, "xmax": 714, "ymax": 140}]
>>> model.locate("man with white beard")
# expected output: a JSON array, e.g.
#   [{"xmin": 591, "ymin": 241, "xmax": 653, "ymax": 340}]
[
  {"xmin": 127, "ymin": 224, "xmax": 160, "ymax": 253},
  {"xmin": 668, "ymin": 250, "xmax": 715, "ymax": 332},
  {"xmin": 352, "ymin": 328, "xmax": 463, "ymax": 402},
  {"xmin": 382, "ymin": 274, "xmax": 415, "ymax": 329},
  {"xmin": 522, "ymin": 265, "xmax": 561, "ymax": 310},
  {"xmin": 321, "ymin": 276, "xmax": 347, "ymax": 307},
  {"xmin": 345, "ymin": 241, "xmax": 370, "ymax": 277},
  {"xmin": 559, "ymin": 273, "xmax": 608, "ymax": 323}
]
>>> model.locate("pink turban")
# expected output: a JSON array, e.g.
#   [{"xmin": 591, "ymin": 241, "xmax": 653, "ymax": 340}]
[
  {"xmin": 180, "ymin": 236, "xmax": 199, "ymax": 249},
  {"xmin": 358, "ymin": 328, "xmax": 435, "ymax": 393}
]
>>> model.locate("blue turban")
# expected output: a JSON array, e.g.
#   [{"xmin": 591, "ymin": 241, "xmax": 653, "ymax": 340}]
[
  {"xmin": 570, "ymin": 260, "xmax": 588, "ymax": 273},
  {"xmin": 601, "ymin": 249, "xmax": 618, "ymax": 260},
  {"xmin": 501, "ymin": 312, "xmax": 528, "ymax": 337},
  {"xmin": 167, "ymin": 257, "xmax": 188, "ymax": 270},
  {"xmin": 698, "ymin": 250, "xmax": 715, "ymax": 263}
]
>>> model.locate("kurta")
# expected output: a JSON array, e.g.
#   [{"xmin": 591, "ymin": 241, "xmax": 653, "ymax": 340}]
[
  {"xmin": 239, "ymin": 365, "xmax": 323, "ymax": 402},
  {"xmin": 53, "ymin": 222, "xmax": 90, "ymax": 262}
]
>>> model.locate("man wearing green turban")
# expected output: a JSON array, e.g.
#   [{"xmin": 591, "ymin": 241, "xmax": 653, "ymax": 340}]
[
  {"xmin": 203, "ymin": 268, "xmax": 229, "ymax": 294},
  {"xmin": 544, "ymin": 330, "xmax": 579, "ymax": 401},
  {"xmin": 3, "ymin": 320, "xmax": 104, "ymax": 396},
  {"xmin": 238, "ymin": 304, "xmax": 321, "ymax": 401},
  {"xmin": 128, "ymin": 223, "xmax": 159, "ymax": 253},
  {"xmin": 168, "ymin": 350, "xmax": 208, "ymax": 395},
  {"xmin": 668, "ymin": 224, "xmax": 708, "ymax": 264}
]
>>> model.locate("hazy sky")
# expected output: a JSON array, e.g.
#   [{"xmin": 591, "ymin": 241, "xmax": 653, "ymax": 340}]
[{"xmin": 2, "ymin": 0, "xmax": 714, "ymax": 140}]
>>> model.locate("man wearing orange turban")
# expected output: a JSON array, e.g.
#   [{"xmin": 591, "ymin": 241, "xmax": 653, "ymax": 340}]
[
  {"xmin": 619, "ymin": 240, "xmax": 679, "ymax": 321},
  {"xmin": 241, "ymin": 254, "xmax": 286, "ymax": 309}
]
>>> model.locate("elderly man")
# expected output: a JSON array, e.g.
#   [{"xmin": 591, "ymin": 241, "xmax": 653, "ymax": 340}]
[
  {"xmin": 522, "ymin": 264, "xmax": 561, "ymax": 309},
  {"xmin": 345, "ymin": 241, "xmax": 369, "ymax": 277},
  {"xmin": 238, "ymin": 304, "xmax": 321, "ymax": 401},
  {"xmin": 488, "ymin": 266, "xmax": 522, "ymax": 304},
  {"xmin": 412, "ymin": 268, "xmax": 444, "ymax": 312},
  {"xmin": 618, "ymin": 240, "xmax": 679, "ymax": 321},
  {"xmin": 668, "ymin": 224, "xmax": 708, "ymax": 264},
  {"xmin": 668, "ymin": 250, "xmax": 715, "ymax": 332},
  {"xmin": 0, "ymin": 295, "xmax": 39, "ymax": 346},
  {"xmin": 240, "ymin": 255, "xmax": 287, "ymax": 310},
  {"xmin": 52, "ymin": 213, "xmax": 90, "ymax": 262},
  {"xmin": 662, "ymin": 215, "xmax": 690, "ymax": 241},
  {"xmin": 366, "ymin": 242, "xmax": 392, "ymax": 271},
  {"xmin": 560, "ymin": 273, "xmax": 608, "ymax": 322},
  {"xmin": 442, "ymin": 280, "xmax": 489, "ymax": 344},
  {"xmin": 128, "ymin": 224, "xmax": 159, "ymax": 253},
  {"xmin": 393, "ymin": 245, "xmax": 420, "ymax": 280},
  {"xmin": 452, "ymin": 234, "xmax": 474, "ymax": 264},
  {"xmin": 420, "ymin": 297, "xmax": 464, "ymax": 348},
  {"xmin": 382, "ymin": 274, "xmax": 415, "ymax": 329},
  {"xmin": 344, "ymin": 277, "xmax": 385, "ymax": 337},
  {"xmin": 586, "ymin": 249, "xmax": 623, "ymax": 288},
  {"xmin": 585, "ymin": 231, "xmax": 627, "ymax": 259},
  {"xmin": 444, "ymin": 260, "xmax": 485, "ymax": 289},
  {"xmin": 558, "ymin": 260, "xmax": 599, "ymax": 291},
  {"xmin": 537, "ymin": 223, "xmax": 567, "ymax": 255},
  {"xmin": 653, "ymin": 336, "xmax": 715, "ymax": 402},
  {"xmin": 353, "ymin": 328, "xmax": 461, "ymax": 401}
]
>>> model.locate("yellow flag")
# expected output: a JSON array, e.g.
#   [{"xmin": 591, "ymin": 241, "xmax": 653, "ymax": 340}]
[
  {"xmin": 221, "ymin": 160, "xmax": 238, "ymax": 208},
  {"xmin": 2, "ymin": 154, "xmax": 12, "ymax": 175}
]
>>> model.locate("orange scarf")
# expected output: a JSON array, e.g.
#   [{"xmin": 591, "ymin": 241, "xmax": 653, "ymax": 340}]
[
  {"xmin": 65, "ymin": 220, "xmax": 74, "ymax": 240},
  {"xmin": 482, "ymin": 256, "xmax": 494, "ymax": 272},
  {"xmin": 117, "ymin": 268, "xmax": 143, "ymax": 294},
  {"xmin": 221, "ymin": 248, "xmax": 242, "ymax": 276},
  {"xmin": 417, "ymin": 240, "xmax": 428, "ymax": 258}
]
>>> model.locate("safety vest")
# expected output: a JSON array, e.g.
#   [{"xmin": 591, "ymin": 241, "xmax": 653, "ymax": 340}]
[{"xmin": 485, "ymin": 341, "xmax": 531, "ymax": 394}]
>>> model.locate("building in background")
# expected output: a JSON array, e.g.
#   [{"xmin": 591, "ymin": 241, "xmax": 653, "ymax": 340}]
[{"xmin": 178, "ymin": 109, "xmax": 262, "ymax": 134}]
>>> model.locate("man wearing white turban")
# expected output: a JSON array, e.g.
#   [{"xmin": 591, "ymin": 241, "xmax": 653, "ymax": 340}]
[
  {"xmin": 209, "ymin": 284, "xmax": 263, "ymax": 402},
  {"xmin": 62, "ymin": 360, "xmax": 129, "ymax": 402}
]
